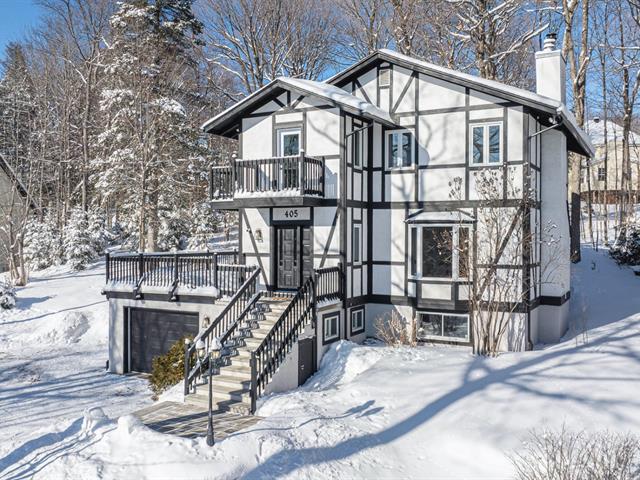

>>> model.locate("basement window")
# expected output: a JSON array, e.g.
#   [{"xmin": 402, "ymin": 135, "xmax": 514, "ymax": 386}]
[
  {"xmin": 351, "ymin": 307, "xmax": 365, "ymax": 334},
  {"xmin": 418, "ymin": 312, "xmax": 469, "ymax": 342},
  {"xmin": 323, "ymin": 312, "xmax": 340, "ymax": 344}
]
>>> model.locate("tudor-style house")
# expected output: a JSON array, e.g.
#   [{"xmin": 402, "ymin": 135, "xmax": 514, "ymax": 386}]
[{"xmin": 104, "ymin": 35, "xmax": 593, "ymax": 414}]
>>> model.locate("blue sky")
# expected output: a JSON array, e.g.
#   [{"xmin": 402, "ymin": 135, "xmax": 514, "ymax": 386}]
[{"xmin": 0, "ymin": 0, "xmax": 43, "ymax": 55}]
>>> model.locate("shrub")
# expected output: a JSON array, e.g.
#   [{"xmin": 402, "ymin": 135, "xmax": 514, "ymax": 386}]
[
  {"xmin": 149, "ymin": 337, "xmax": 192, "ymax": 399},
  {"xmin": 374, "ymin": 310, "xmax": 416, "ymax": 347},
  {"xmin": 610, "ymin": 224, "xmax": 640, "ymax": 266},
  {"xmin": 0, "ymin": 278, "xmax": 16, "ymax": 310},
  {"xmin": 512, "ymin": 426, "xmax": 640, "ymax": 480}
]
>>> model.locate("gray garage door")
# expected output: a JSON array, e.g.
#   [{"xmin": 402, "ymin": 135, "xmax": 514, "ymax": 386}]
[{"xmin": 127, "ymin": 308, "xmax": 199, "ymax": 373}]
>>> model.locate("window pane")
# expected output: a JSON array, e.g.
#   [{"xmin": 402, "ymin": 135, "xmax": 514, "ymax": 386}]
[
  {"xmin": 418, "ymin": 314, "xmax": 442, "ymax": 338},
  {"xmin": 489, "ymin": 125, "xmax": 500, "ymax": 163},
  {"xmin": 472, "ymin": 127, "xmax": 484, "ymax": 163},
  {"xmin": 282, "ymin": 133, "xmax": 299, "ymax": 156},
  {"xmin": 410, "ymin": 228, "xmax": 418, "ymax": 276},
  {"xmin": 443, "ymin": 315, "xmax": 468, "ymax": 339},
  {"xmin": 389, "ymin": 133, "xmax": 399, "ymax": 168},
  {"xmin": 353, "ymin": 131, "xmax": 360, "ymax": 167},
  {"xmin": 422, "ymin": 227, "xmax": 452, "ymax": 278},
  {"xmin": 353, "ymin": 225, "xmax": 361, "ymax": 263},
  {"xmin": 402, "ymin": 132, "xmax": 412, "ymax": 166},
  {"xmin": 458, "ymin": 227, "xmax": 470, "ymax": 278}
]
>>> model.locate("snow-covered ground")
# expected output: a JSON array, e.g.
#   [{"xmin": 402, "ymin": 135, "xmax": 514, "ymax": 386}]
[{"xmin": 2, "ymin": 247, "xmax": 640, "ymax": 479}]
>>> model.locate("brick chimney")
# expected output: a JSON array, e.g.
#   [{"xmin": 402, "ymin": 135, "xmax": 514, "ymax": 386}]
[{"xmin": 535, "ymin": 33, "xmax": 566, "ymax": 104}]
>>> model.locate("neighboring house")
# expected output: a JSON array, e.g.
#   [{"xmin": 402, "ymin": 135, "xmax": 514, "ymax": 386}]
[
  {"xmin": 581, "ymin": 119, "xmax": 640, "ymax": 202},
  {"xmin": 0, "ymin": 155, "xmax": 30, "ymax": 273},
  {"xmin": 104, "ymin": 35, "xmax": 593, "ymax": 414}
]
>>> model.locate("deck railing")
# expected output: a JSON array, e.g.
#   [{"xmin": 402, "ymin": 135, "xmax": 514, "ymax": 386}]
[
  {"xmin": 105, "ymin": 250, "xmax": 250, "ymax": 297},
  {"xmin": 315, "ymin": 264, "xmax": 343, "ymax": 303},
  {"xmin": 210, "ymin": 152, "xmax": 325, "ymax": 200}
]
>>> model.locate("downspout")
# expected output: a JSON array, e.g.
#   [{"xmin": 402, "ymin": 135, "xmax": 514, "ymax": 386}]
[{"xmin": 525, "ymin": 114, "xmax": 564, "ymax": 350}]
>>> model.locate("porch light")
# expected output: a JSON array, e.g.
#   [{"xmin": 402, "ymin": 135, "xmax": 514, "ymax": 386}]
[{"xmin": 195, "ymin": 338, "xmax": 206, "ymax": 360}]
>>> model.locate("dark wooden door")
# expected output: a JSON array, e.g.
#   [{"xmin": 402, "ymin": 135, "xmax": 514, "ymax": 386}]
[
  {"xmin": 278, "ymin": 227, "xmax": 299, "ymax": 289},
  {"xmin": 298, "ymin": 337, "xmax": 315, "ymax": 385},
  {"xmin": 127, "ymin": 309, "xmax": 199, "ymax": 373}
]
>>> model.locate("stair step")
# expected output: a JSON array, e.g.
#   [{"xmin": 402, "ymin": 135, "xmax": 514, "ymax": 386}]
[
  {"xmin": 220, "ymin": 364, "xmax": 252, "ymax": 379},
  {"xmin": 184, "ymin": 394, "xmax": 251, "ymax": 414}
]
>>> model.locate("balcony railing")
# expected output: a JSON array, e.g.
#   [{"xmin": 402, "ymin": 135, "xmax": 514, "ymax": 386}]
[
  {"xmin": 315, "ymin": 264, "xmax": 343, "ymax": 303},
  {"xmin": 105, "ymin": 250, "xmax": 253, "ymax": 298},
  {"xmin": 210, "ymin": 152, "xmax": 325, "ymax": 200}
]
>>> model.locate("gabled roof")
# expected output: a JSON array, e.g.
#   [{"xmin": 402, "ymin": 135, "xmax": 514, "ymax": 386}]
[
  {"xmin": 202, "ymin": 77, "xmax": 394, "ymax": 137},
  {"xmin": 328, "ymin": 49, "xmax": 594, "ymax": 158}
]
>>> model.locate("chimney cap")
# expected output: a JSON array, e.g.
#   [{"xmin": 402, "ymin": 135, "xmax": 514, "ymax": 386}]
[{"xmin": 543, "ymin": 33, "xmax": 558, "ymax": 52}]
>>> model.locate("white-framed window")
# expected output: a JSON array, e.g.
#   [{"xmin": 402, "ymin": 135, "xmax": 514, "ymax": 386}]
[
  {"xmin": 352, "ymin": 223, "xmax": 362, "ymax": 264},
  {"xmin": 410, "ymin": 224, "xmax": 470, "ymax": 280},
  {"xmin": 418, "ymin": 312, "xmax": 470, "ymax": 342},
  {"xmin": 379, "ymin": 68, "xmax": 391, "ymax": 87},
  {"xmin": 323, "ymin": 312, "xmax": 340, "ymax": 343},
  {"xmin": 598, "ymin": 167, "xmax": 606, "ymax": 181},
  {"xmin": 277, "ymin": 127, "xmax": 301, "ymax": 156},
  {"xmin": 386, "ymin": 129, "xmax": 413, "ymax": 169},
  {"xmin": 470, "ymin": 122, "xmax": 502, "ymax": 165},
  {"xmin": 351, "ymin": 129, "xmax": 364, "ymax": 168},
  {"xmin": 351, "ymin": 307, "xmax": 365, "ymax": 334}
]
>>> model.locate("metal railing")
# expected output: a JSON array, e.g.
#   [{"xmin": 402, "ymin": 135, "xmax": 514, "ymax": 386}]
[
  {"xmin": 315, "ymin": 264, "xmax": 343, "ymax": 303},
  {"xmin": 210, "ymin": 153, "xmax": 325, "ymax": 200},
  {"xmin": 250, "ymin": 275, "xmax": 315, "ymax": 413},
  {"xmin": 183, "ymin": 267, "xmax": 261, "ymax": 395},
  {"xmin": 105, "ymin": 250, "xmax": 248, "ymax": 297}
]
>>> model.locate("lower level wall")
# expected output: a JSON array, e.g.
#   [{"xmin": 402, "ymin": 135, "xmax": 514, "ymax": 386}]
[
  {"xmin": 532, "ymin": 301, "xmax": 570, "ymax": 345},
  {"xmin": 108, "ymin": 296, "xmax": 225, "ymax": 374}
]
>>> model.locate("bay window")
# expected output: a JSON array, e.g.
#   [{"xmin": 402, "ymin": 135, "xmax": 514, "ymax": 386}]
[{"xmin": 410, "ymin": 224, "xmax": 470, "ymax": 280}]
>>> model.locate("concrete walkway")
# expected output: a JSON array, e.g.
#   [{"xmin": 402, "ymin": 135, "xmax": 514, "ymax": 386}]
[{"xmin": 134, "ymin": 401, "xmax": 262, "ymax": 440}]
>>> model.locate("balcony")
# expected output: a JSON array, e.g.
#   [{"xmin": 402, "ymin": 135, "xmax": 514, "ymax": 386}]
[{"xmin": 209, "ymin": 153, "xmax": 325, "ymax": 206}]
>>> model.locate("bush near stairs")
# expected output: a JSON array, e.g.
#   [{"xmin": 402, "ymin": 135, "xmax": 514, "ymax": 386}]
[{"xmin": 150, "ymin": 337, "xmax": 193, "ymax": 399}]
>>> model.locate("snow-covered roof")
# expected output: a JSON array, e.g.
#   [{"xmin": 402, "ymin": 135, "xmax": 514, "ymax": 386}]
[
  {"xmin": 202, "ymin": 77, "xmax": 394, "ymax": 137},
  {"xmin": 584, "ymin": 119, "xmax": 640, "ymax": 147},
  {"xmin": 329, "ymin": 49, "xmax": 595, "ymax": 157}
]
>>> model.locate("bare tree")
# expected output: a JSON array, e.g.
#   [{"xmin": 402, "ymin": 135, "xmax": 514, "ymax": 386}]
[
  {"xmin": 448, "ymin": 169, "xmax": 564, "ymax": 355},
  {"xmin": 446, "ymin": 0, "xmax": 547, "ymax": 85},
  {"xmin": 199, "ymin": 0, "xmax": 341, "ymax": 94}
]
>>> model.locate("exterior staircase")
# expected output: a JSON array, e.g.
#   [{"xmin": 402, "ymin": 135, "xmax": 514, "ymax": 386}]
[{"xmin": 185, "ymin": 296, "xmax": 291, "ymax": 414}]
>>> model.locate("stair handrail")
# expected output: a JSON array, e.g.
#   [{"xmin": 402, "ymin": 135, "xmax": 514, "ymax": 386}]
[
  {"xmin": 183, "ymin": 266, "xmax": 261, "ymax": 395},
  {"xmin": 250, "ymin": 276, "xmax": 315, "ymax": 413}
]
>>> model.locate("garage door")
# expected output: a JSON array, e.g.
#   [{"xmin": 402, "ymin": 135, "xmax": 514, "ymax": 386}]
[{"xmin": 127, "ymin": 308, "xmax": 199, "ymax": 373}]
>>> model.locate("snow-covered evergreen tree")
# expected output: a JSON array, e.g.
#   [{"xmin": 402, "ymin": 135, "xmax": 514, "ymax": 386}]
[
  {"xmin": 187, "ymin": 202, "xmax": 219, "ymax": 250},
  {"xmin": 23, "ymin": 213, "xmax": 63, "ymax": 270},
  {"xmin": 92, "ymin": 0, "xmax": 205, "ymax": 252},
  {"xmin": 63, "ymin": 207, "xmax": 97, "ymax": 270},
  {"xmin": 157, "ymin": 209, "xmax": 190, "ymax": 251},
  {"xmin": 87, "ymin": 208, "xmax": 109, "ymax": 255}
]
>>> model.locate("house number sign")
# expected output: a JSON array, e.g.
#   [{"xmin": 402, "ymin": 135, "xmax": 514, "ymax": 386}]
[{"xmin": 273, "ymin": 207, "xmax": 311, "ymax": 222}]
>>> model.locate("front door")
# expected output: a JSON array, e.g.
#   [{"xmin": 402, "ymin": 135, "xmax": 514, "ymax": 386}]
[{"xmin": 278, "ymin": 227, "xmax": 299, "ymax": 289}]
